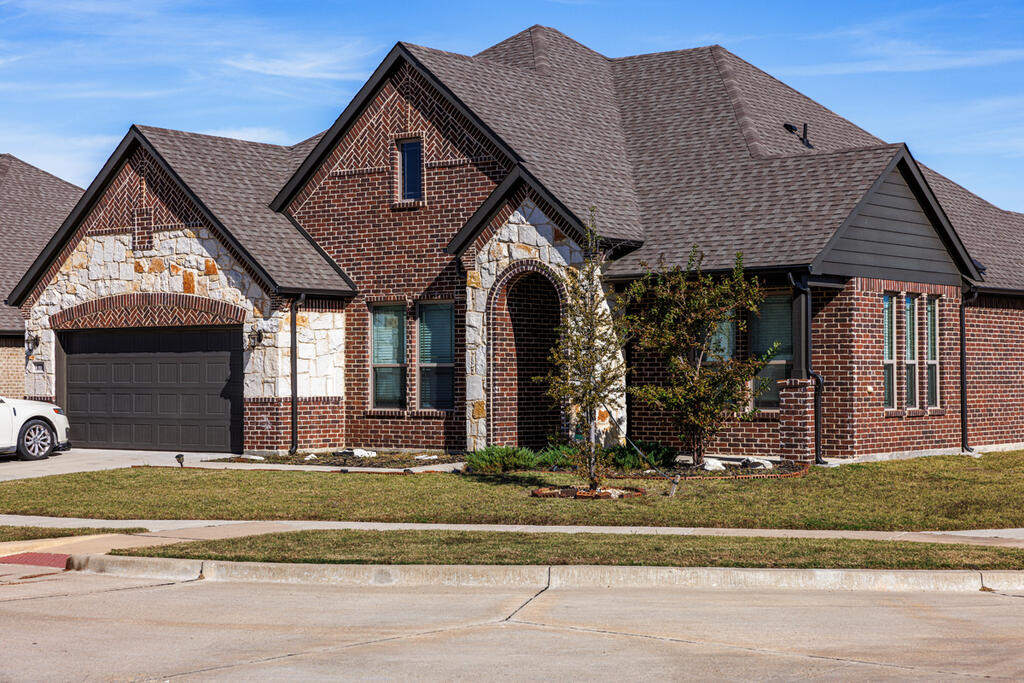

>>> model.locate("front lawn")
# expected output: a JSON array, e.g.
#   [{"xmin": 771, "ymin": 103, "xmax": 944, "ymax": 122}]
[
  {"xmin": 0, "ymin": 525, "xmax": 145, "ymax": 543},
  {"xmin": 0, "ymin": 451, "xmax": 1022, "ymax": 530},
  {"xmin": 114, "ymin": 529, "xmax": 1024, "ymax": 569}
]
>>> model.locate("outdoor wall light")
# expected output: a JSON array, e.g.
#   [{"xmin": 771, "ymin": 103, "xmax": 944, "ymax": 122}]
[
  {"xmin": 247, "ymin": 329, "xmax": 265, "ymax": 348},
  {"xmin": 25, "ymin": 334, "xmax": 40, "ymax": 352}
]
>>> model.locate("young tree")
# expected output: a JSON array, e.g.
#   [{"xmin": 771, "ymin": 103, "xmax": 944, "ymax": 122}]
[
  {"xmin": 621, "ymin": 247, "xmax": 777, "ymax": 466},
  {"xmin": 541, "ymin": 213, "xmax": 627, "ymax": 490}
]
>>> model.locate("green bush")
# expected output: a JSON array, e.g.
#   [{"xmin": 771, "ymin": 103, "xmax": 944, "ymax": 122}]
[
  {"xmin": 465, "ymin": 446, "xmax": 538, "ymax": 473},
  {"xmin": 535, "ymin": 444, "xmax": 575, "ymax": 470},
  {"xmin": 603, "ymin": 440, "xmax": 678, "ymax": 472}
]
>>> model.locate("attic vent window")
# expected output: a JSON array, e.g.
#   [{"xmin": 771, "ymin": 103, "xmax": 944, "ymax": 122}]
[
  {"xmin": 399, "ymin": 139, "xmax": 423, "ymax": 201},
  {"xmin": 783, "ymin": 122, "xmax": 813, "ymax": 149}
]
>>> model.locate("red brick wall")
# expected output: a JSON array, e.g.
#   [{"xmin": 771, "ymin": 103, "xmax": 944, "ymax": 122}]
[
  {"xmin": 490, "ymin": 270, "xmax": 562, "ymax": 449},
  {"xmin": 0, "ymin": 337, "xmax": 24, "ymax": 398},
  {"xmin": 243, "ymin": 397, "xmax": 345, "ymax": 452},
  {"xmin": 965, "ymin": 294, "xmax": 1024, "ymax": 448},
  {"xmin": 286, "ymin": 62, "xmax": 512, "ymax": 452}
]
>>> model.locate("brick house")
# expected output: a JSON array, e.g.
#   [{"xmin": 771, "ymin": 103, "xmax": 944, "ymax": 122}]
[
  {"xmin": 7, "ymin": 26, "xmax": 1024, "ymax": 461},
  {"xmin": 0, "ymin": 155, "xmax": 82, "ymax": 398}
]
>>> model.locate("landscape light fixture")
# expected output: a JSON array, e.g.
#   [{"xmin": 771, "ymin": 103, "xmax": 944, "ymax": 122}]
[{"xmin": 175, "ymin": 453, "xmax": 184, "ymax": 468}]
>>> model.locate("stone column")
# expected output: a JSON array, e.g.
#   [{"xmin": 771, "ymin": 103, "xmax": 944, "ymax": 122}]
[{"xmin": 777, "ymin": 378, "xmax": 816, "ymax": 463}]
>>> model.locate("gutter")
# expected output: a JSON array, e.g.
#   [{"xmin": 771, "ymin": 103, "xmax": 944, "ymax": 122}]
[
  {"xmin": 789, "ymin": 272, "xmax": 825, "ymax": 465},
  {"xmin": 960, "ymin": 284, "xmax": 979, "ymax": 454},
  {"xmin": 289, "ymin": 293, "xmax": 307, "ymax": 455}
]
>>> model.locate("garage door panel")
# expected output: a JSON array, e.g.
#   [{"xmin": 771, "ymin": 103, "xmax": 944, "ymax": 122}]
[{"xmin": 62, "ymin": 327, "xmax": 243, "ymax": 453}]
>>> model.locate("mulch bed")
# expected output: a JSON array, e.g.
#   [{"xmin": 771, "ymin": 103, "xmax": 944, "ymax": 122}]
[
  {"xmin": 208, "ymin": 452, "xmax": 465, "ymax": 469},
  {"xmin": 605, "ymin": 460, "xmax": 810, "ymax": 481},
  {"xmin": 531, "ymin": 485, "xmax": 645, "ymax": 500}
]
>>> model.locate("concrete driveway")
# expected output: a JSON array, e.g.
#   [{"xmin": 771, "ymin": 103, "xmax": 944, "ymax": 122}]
[
  {"xmin": 0, "ymin": 447, "xmax": 224, "ymax": 481},
  {"xmin": 0, "ymin": 562, "xmax": 1022, "ymax": 680}
]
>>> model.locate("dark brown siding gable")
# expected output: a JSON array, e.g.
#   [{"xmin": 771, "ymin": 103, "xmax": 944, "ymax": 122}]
[{"xmin": 815, "ymin": 164, "xmax": 961, "ymax": 285}]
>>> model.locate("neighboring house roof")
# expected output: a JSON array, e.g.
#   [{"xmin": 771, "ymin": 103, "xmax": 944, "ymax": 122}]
[
  {"xmin": 0, "ymin": 154, "xmax": 82, "ymax": 331},
  {"xmin": 8, "ymin": 127, "xmax": 353, "ymax": 306}
]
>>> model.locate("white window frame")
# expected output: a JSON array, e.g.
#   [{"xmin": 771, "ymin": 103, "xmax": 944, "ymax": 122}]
[
  {"xmin": 416, "ymin": 300, "xmax": 455, "ymax": 411},
  {"xmin": 883, "ymin": 293, "xmax": 896, "ymax": 409},
  {"xmin": 905, "ymin": 294, "xmax": 919, "ymax": 409},
  {"xmin": 926, "ymin": 296, "xmax": 940, "ymax": 408}
]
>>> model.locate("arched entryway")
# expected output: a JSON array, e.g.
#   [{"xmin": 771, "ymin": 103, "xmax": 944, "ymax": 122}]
[{"xmin": 488, "ymin": 265, "xmax": 563, "ymax": 450}]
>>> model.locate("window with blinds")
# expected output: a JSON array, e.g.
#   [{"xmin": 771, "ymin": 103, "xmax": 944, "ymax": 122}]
[
  {"xmin": 372, "ymin": 305, "xmax": 406, "ymax": 409},
  {"xmin": 905, "ymin": 295, "xmax": 918, "ymax": 408},
  {"xmin": 418, "ymin": 302, "xmax": 454, "ymax": 410},
  {"xmin": 751, "ymin": 294, "xmax": 793, "ymax": 408},
  {"xmin": 883, "ymin": 294, "xmax": 896, "ymax": 408},
  {"xmin": 926, "ymin": 297, "xmax": 939, "ymax": 407}
]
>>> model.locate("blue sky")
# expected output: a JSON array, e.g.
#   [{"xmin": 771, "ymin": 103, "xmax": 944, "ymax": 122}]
[{"xmin": 1, "ymin": 1, "xmax": 1023, "ymax": 210}]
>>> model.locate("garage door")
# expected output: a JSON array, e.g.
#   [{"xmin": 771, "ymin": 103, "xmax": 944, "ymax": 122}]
[{"xmin": 60, "ymin": 327, "xmax": 244, "ymax": 453}]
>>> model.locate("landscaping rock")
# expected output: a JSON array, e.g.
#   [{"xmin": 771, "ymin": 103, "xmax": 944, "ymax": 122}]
[
  {"xmin": 702, "ymin": 458, "xmax": 726, "ymax": 471},
  {"xmin": 414, "ymin": 455, "xmax": 438, "ymax": 460},
  {"xmin": 335, "ymin": 448, "xmax": 377, "ymax": 458},
  {"xmin": 240, "ymin": 455, "xmax": 265, "ymax": 461},
  {"xmin": 741, "ymin": 458, "xmax": 774, "ymax": 470},
  {"xmin": 304, "ymin": 454, "xmax": 318, "ymax": 461}
]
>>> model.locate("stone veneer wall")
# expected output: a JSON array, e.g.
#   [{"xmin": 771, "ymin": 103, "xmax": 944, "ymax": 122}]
[{"xmin": 464, "ymin": 199, "xmax": 627, "ymax": 450}]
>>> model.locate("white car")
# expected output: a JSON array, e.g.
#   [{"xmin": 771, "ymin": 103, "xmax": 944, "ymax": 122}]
[{"xmin": 0, "ymin": 398, "xmax": 71, "ymax": 461}]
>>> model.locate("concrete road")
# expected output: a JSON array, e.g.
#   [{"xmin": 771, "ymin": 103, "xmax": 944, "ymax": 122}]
[{"xmin": 1, "ymin": 563, "xmax": 1022, "ymax": 681}]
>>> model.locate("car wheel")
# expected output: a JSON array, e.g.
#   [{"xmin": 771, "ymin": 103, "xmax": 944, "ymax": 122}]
[{"xmin": 17, "ymin": 419, "xmax": 54, "ymax": 461}]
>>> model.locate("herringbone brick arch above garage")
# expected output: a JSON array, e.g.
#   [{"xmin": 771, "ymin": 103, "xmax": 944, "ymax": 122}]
[{"xmin": 49, "ymin": 293, "xmax": 247, "ymax": 330}]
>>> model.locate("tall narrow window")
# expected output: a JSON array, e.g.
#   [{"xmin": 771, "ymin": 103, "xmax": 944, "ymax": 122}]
[
  {"xmin": 883, "ymin": 294, "xmax": 896, "ymax": 408},
  {"xmin": 905, "ymin": 295, "xmax": 918, "ymax": 408},
  {"xmin": 399, "ymin": 139, "xmax": 422, "ymax": 201},
  {"xmin": 707, "ymin": 315, "xmax": 736, "ymax": 362},
  {"xmin": 372, "ymin": 305, "xmax": 406, "ymax": 409},
  {"xmin": 926, "ymin": 297, "xmax": 939, "ymax": 407},
  {"xmin": 418, "ymin": 302, "xmax": 454, "ymax": 410},
  {"xmin": 752, "ymin": 294, "xmax": 793, "ymax": 408}
]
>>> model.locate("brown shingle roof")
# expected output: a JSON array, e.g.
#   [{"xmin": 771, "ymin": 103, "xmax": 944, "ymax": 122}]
[
  {"xmin": 134, "ymin": 126, "xmax": 352, "ymax": 293},
  {"xmin": 0, "ymin": 155, "xmax": 82, "ymax": 330}
]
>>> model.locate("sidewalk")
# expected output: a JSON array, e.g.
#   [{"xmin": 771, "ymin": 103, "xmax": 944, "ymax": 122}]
[{"xmin": 2, "ymin": 514, "xmax": 1024, "ymax": 556}]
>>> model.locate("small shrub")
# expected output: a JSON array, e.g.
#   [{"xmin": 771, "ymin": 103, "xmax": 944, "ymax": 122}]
[
  {"xmin": 465, "ymin": 446, "xmax": 538, "ymax": 474},
  {"xmin": 536, "ymin": 443, "xmax": 575, "ymax": 470},
  {"xmin": 603, "ymin": 440, "xmax": 678, "ymax": 472}
]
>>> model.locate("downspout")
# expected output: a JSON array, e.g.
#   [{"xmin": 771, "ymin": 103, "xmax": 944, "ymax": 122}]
[
  {"xmin": 960, "ymin": 284, "xmax": 978, "ymax": 454},
  {"xmin": 289, "ymin": 293, "xmax": 307, "ymax": 455},
  {"xmin": 789, "ymin": 272, "xmax": 825, "ymax": 465}
]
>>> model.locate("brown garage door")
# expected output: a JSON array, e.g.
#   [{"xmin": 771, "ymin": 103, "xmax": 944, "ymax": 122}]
[{"xmin": 60, "ymin": 327, "xmax": 244, "ymax": 453}]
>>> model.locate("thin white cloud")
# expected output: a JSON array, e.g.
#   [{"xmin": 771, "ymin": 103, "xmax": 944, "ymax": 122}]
[
  {"xmin": 198, "ymin": 126, "xmax": 293, "ymax": 145},
  {"xmin": 0, "ymin": 126, "xmax": 122, "ymax": 186},
  {"xmin": 782, "ymin": 46, "xmax": 1024, "ymax": 76},
  {"xmin": 224, "ymin": 50, "xmax": 374, "ymax": 80}
]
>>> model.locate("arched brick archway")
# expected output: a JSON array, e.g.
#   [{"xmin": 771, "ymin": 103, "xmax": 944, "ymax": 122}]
[
  {"xmin": 487, "ymin": 261, "xmax": 565, "ymax": 449},
  {"xmin": 49, "ymin": 293, "xmax": 247, "ymax": 330}
]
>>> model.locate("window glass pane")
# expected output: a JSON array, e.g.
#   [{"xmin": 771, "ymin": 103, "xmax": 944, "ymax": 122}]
[
  {"xmin": 754, "ymin": 363, "xmax": 789, "ymax": 408},
  {"xmin": 927, "ymin": 298, "xmax": 938, "ymax": 360},
  {"xmin": 906, "ymin": 364, "xmax": 917, "ymax": 407},
  {"xmin": 373, "ymin": 367, "xmax": 405, "ymax": 409},
  {"xmin": 927, "ymin": 365, "xmax": 938, "ymax": 407},
  {"xmin": 419, "ymin": 303, "xmax": 453, "ymax": 364},
  {"xmin": 884, "ymin": 365, "xmax": 894, "ymax": 408},
  {"xmin": 372, "ymin": 306, "xmax": 405, "ymax": 365},
  {"xmin": 420, "ymin": 367, "xmax": 454, "ymax": 410},
  {"xmin": 708, "ymin": 318, "xmax": 735, "ymax": 361},
  {"xmin": 883, "ymin": 295, "xmax": 894, "ymax": 361},
  {"xmin": 905, "ymin": 296, "xmax": 916, "ymax": 360},
  {"xmin": 753, "ymin": 295, "xmax": 792, "ymax": 360},
  {"xmin": 400, "ymin": 141, "xmax": 422, "ymax": 201}
]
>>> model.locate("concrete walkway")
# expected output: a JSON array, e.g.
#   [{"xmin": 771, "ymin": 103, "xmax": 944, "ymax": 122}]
[
  {"xmin": 0, "ymin": 448, "xmax": 461, "ymax": 481},
  {"xmin": 3, "ymin": 514, "xmax": 1024, "ymax": 556}
]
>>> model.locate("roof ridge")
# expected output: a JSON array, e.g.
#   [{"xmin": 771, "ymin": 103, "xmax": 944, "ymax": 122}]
[
  {"xmin": 711, "ymin": 45, "xmax": 882, "ymax": 153},
  {"xmin": 0, "ymin": 153, "xmax": 82, "ymax": 193},
  {"xmin": 135, "ymin": 124, "xmax": 290, "ymax": 150},
  {"xmin": 610, "ymin": 44, "xmax": 715, "ymax": 62},
  {"xmin": 0, "ymin": 154, "xmax": 12, "ymax": 189},
  {"xmin": 709, "ymin": 45, "xmax": 769, "ymax": 159},
  {"xmin": 757, "ymin": 141, "xmax": 904, "ymax": 161}
]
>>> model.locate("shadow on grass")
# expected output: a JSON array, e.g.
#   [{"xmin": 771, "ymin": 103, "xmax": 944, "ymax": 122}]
[{"xmin": 460, "ymin": 471, "xmax": 561, "ymax": 489}]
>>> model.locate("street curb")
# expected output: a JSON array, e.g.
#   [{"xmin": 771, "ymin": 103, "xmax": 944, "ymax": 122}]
[{"xmin": 65, "ymin": 554, "xmax": 1024, "ymax": 592}]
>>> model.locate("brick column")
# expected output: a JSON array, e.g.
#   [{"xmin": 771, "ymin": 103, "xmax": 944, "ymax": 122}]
[{"xmin": 777, "ymin": 378, "xmax": 816, "ymax": 463}]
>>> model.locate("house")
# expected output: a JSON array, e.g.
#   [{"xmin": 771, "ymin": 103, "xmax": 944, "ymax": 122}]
[
  {"xmin": 6, "ymin": 26, "xmax": 1024, "ymax": 460},
  {"xmin": 0, "ymin": 154, "xmax": 82, "ymax": 398}
]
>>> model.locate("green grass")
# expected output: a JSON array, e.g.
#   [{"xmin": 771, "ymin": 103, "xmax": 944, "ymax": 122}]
[
  {"xmin": 1, "ymin": 451, "xmax": 1023, "ymax": 531},
  {"xmin": 114, "ymin": 529, "xmax": 1024, "ymax": 569},
  {"xmin": 0, "ymin": 525, "xmax": 145, "ymax": 543}
]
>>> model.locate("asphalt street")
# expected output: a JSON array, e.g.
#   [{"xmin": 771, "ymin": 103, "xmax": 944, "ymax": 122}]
[{"xmin": 1, "ymin": 562, "xmax": 1022, "ymax": 681}]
